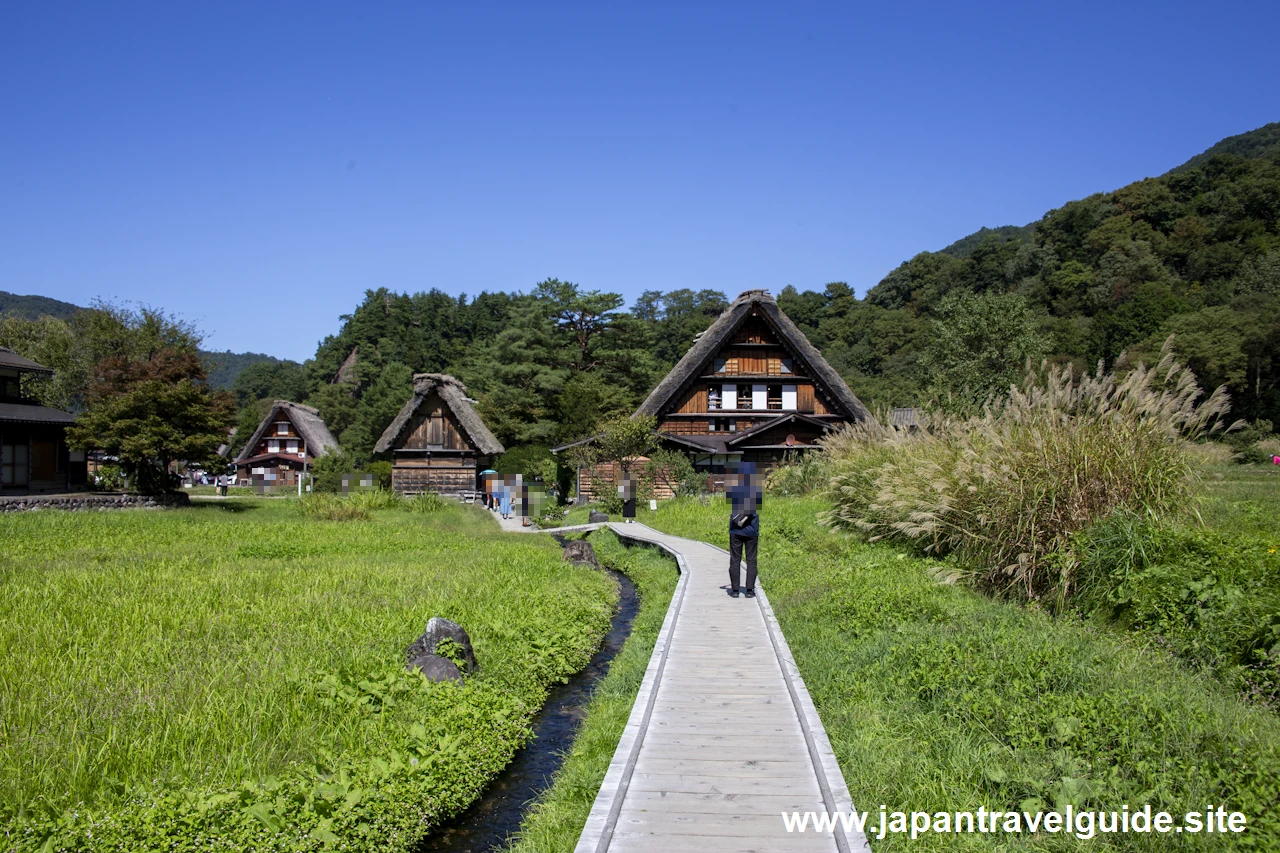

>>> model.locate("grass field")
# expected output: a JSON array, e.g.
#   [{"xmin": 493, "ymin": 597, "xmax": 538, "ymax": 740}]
[
  {"xmin": 505, "ymin": 530, "xmax": 677, "ymax": 853},
  {"xmin": 0, "ymin": 498, "xmax": 616, "ymax": 851},
  {"xmin": 643, "ymin": 488, "xmax": 1280, "ymax": 849}
]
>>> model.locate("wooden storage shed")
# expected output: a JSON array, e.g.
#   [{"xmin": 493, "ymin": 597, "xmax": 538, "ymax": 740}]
[{"xmin": 374, "ymin": 374, "xmax": 504, "ymax": 495}]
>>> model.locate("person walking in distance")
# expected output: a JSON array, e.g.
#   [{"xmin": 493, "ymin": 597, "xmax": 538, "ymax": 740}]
[
  {"xmin": 620, "ymin": 472, "xmax": 637, "ymax": 524},
  {"xmin": 725, "ymin": 462, "xmax": 762, "ymax": 598}
]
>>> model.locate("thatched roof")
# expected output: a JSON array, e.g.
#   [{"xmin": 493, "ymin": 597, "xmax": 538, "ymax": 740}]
[
  {"xmin": 234, "ymin": 401, "xmax": 339, "ymax": 463},
  {"xmin": 373, "ymin": 374, "xmax": 504, "ymax": 456},
  {"xmin": 634, "ymin": 289, "xmax": 876, "ymax": 425}
]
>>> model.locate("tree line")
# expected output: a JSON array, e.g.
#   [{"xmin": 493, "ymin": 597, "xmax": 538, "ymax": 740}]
[{"xmin": 2, "ymin": 127, "xmax": 1276, "ymax": 487}]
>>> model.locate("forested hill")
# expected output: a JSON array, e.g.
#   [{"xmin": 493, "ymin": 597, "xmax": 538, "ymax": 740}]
[
  {"xmin": 798, "ymin": 121, "xmax": 1279, "ymax": 418},
  {"xmin": 4, "ymin": 124, "xmax": 1277, "ymax": 463},
  {"xmin": 0, "ymin": 291, "xmax": 80, "ymax": 321},
  {"xmin": 255, "ymin": 122, "xmax": 1276, "ymax": 462},
  {"xmin": 1169, "ymin": 121, "xmax": 1280, "ymax": 174},
  {"xmin": 0, "ymin": 290, "xmax": 291, "ymax": 390}
]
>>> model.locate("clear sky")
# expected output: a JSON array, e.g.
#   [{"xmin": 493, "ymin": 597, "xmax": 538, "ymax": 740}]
[{"xmin": 3, "ymin": 1, "xmax": 1278, "ymax": 361}]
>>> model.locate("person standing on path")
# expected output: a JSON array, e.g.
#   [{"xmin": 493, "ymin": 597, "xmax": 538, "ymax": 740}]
[
  {"xmin": 499, "ymin": 478, "xmax": 512, "ymax": 520},
  {"xmin": 725, "ymin": 462, "xmax": 763, "ymax": 598},
  {"xmin": 620, "ymin": 472, "xmax": 637, "ymax": 523}
]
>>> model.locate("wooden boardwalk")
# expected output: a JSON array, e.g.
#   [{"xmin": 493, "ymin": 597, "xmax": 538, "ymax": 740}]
[{"xmin": 568, "ymin": 522, "xmax": 870, "ymax": 853}]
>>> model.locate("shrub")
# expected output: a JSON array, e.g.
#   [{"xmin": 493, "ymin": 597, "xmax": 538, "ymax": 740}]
[
  {"xmin": 364, "ymin": 460, "xmax": 393, "ymax": 490},
  {"xmin": 310, "ymin": 451, "xmax": 361, "ymax": 493},
  {"xmin": 825, "ymin": 339, "xmax": 1234, "ymax": 605},
  {"xmin": 1076, "ymin": 512, "xmax": 1280, "ymax": 709},
  {"xmin": 405, "ymin": 492, "xmax": 445, "ymax": 514},
  {"xmin": 765, "ymin": 450, "xmax": 831, "ymax": 496},
  {"xmin": 348, "ymin": 488, "xmax": 403, "ymax": 511},
  {"xmin": 90, "ymin": 462, "xmax": 125, "ymax": 491},
  {"xmin": 1255, "ymin": 437, "xmax": 1280, "ymax": 463},
  {"xmin": 297, "ymin": 494, "xmax": 372, "ymax": 521},
  {"xmin": 1224, "ymin": 419, "xmax": 1275, "ymax": 464}
]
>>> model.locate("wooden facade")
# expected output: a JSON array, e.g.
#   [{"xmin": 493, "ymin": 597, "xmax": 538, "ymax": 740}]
[
  {"xmin": 0, "ymin": 348, "xmax": 84, "ymax": 494},
  {"xmin": 233, "ymin": 401, "xmax": 339, "ymax": 490},
  {"xmin": 643, "ymin": 290, "xmax": 871, "ymax": 469},
  {"xmin": 558, "ymin": 290, "xmax": 875, "ymax": 496},
  {"xmin": 375, "ymin": 374, "xmax": 504, "ymax": 495}
]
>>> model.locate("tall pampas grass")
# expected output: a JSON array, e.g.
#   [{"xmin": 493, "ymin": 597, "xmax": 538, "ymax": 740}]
[{"xmin": 824, "ymin": 338, "xmax": 1237, "ymax": 606}]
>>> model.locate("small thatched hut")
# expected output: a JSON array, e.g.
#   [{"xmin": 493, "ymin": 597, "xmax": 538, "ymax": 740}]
[
  {"xmin": 374, "ymin": 374, "xmax": 504, "ymax": 495},
  {"xmin": 234, "ymin": 401, "xmax": 339, "ymax": 488}
]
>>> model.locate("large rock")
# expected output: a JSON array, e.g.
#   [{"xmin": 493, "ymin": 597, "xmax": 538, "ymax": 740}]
[
  {"xmin": 562, "ymin": 540, "xmax": 597, "ymax": 566},
  {"xmin": 406, "ymin": 617, "xmax": 478, "ymax": 673},
  {"xmin": 588, "ymin": 510, "xmax": 609, "ymax": 524},
  {"xmin": 409, "ymin": 653, "xmax": 464, "ymax": 685}
]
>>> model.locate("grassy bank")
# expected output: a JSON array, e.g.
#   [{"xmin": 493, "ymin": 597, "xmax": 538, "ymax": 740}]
[
  {"xmin": 645, "ymin": 495, "xmax": 1280, "ymax": 849},
  {"xmin": 505, "ymin": 529, "xmax": 677, "ymax": 853},
  {"xmin": 0, "ymin": 498, "xmax": 616, "ymax": 851}
]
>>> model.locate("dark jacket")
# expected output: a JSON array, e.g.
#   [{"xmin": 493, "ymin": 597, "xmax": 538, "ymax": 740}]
[{"xmin": 728, "ymin": 480, "xmax": 762, "ymax": 538}]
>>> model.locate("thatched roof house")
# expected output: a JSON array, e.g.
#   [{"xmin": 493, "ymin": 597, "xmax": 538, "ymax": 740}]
[
  {"xmin": 234, "ymin": 401, "xmax": 338, "ymax": 488},
  {"xmin": 556, "ymin": 289, "xmax": 876, "ymax": 498},
  {"xmin": 375, "ymin": 374, "xmax": 503, "ymax": 495}
]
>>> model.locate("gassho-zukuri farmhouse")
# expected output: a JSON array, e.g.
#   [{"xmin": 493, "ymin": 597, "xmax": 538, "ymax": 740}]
[{"xmin": 556, "ymin": 288, "xmax": 877, "ymax": 497}]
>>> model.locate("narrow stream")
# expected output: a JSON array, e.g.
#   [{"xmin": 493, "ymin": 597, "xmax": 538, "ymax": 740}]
[{"xmin": 416, "ymin": 563, "xmax": 639, "ymax": 853}]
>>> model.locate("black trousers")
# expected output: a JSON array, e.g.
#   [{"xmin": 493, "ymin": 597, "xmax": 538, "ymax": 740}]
[{"xmin": 728, "ymin": 534, "xmax": 758, "ymax": 591}]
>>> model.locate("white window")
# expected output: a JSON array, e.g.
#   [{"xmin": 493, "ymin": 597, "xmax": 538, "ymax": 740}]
[
  {"xmin": 780, "ymin": 358, "xmax": 793, "ymax": 374},
  {"xmin": 287, "ymin": 440, "xmax": 299, "ymax": 453},
  {"xmin": 276, "ymin": 422, "xmax": 289, "ymax": 436},
  {"xmin": 782, "ymin": 384, "xmax": 797, "ymax": 410},
  {"xmin": 722, "ymin": 384, "xmax": 737, "ymax": 410},
  {"xmin": 268, "ymin": 440, "xmax": 280, "ymax": 453},
  {"xmin": 752, "ymin": 384, "xmax": 767, "ymax": 411}
]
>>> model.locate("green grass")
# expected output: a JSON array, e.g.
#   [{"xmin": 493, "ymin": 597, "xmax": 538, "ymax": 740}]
[
  {"xmin": 1073, "ymin": 463, "xmax": 1280, "ymax": 710},
  {"xmin": 0, "ymin": 499, "xmax": 616, "ymax": 851},
  {"xmin": 1198, "ymin": 463, "xmax": 1280, "ymax": 539},
  {"xmin": 184, "ymin": 485, "xmax": 255, "ymax": 497},
  {"xmin": 505, "ymin": 530, "xmax": 678, "ymax": 853},
  {"xmin": 644, "ymin": 495, "xmax": 1280, "ymax": 849}
]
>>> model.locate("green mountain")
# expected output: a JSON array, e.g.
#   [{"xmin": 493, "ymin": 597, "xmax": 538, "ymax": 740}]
[
  {"xmin": 6, "ymin": 123, "xmax": 1278, "ymax": 458},
  {"xmin": 1169, "ymin": 122, "xmax": 1280, "ymax": 174},
  {"xmin": 0, "ymin": 290, "xmax": 285, "ymax": 390},
  {"xmin": 816, "ymin": 121, "xmax": 1280, "ymax": 421},
  {"xmin": 0, "ymin": 291, "xmax": 81, "ymax": 321},
  {"xmin": 199, "ymin": 350, "xmax": 294, "ymax": 390},
  {"xmin": 937, "ymin": 224, "xmax": 1036, "ymax": 258}
]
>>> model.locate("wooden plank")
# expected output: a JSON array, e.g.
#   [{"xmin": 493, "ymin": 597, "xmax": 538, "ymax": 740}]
[{"xmin": 570, "ymin": 523, "xmax": 870, "ymax": 853}]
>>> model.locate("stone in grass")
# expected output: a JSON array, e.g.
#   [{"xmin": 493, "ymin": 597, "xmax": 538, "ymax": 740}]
[
  {"xmin": 588, "ymin": 510, "xmax": 609, "ymax": 524},
  {"xmin": 409, "ymin": 653, "xmax": 464, "ymax": 685},
  {"xmin": 562, "ymin": 540, "xmax": 597, "ymax": 567},
  {"xmin": 406, "ymin": 616, "xmax": 478, "ymax": 673}
]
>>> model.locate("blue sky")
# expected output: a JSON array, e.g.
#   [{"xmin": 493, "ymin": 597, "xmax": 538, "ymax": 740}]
[{"xmin": 3, "ymin": 1, "xmax": 1278, "ymax": 362}]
